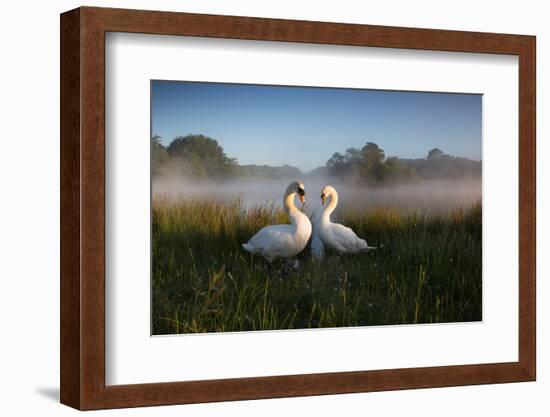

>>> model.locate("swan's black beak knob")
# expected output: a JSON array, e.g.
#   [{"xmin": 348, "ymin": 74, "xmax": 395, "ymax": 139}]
[
  {"xmin": 297, "ymin": 187, "xmax": 305, "ymax": 205},
  {"xmin": 321, "ymin": 193, "xmax": 327, "ymax": 205}
]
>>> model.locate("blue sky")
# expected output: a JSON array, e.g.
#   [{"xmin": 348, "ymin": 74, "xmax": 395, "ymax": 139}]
[{"xmin": 151, "ymin": 81, "xmax": 482, "ymax": 172}]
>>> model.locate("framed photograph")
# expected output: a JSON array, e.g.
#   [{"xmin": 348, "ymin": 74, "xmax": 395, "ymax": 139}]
[{"xmin": 60, "ymin": 6, "xmax": 536, "ymax": 410}]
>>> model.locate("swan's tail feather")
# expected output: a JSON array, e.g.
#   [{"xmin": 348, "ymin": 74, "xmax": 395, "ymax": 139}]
[
  {"xmin": 242, "ymin": 243, "xmax": 254, "ymax": 253},
  {"xmin": 362, "ymin": 243, "xmax": 383, "ymax": 252}
]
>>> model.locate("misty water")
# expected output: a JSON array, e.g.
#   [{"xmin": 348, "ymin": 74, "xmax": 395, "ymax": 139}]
[{"xmin": 153, "ymin": 177, "xmax": 482, "ymax": 215}]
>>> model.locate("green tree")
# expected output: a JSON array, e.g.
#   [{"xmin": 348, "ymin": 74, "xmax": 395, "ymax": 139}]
[
  {"xmin": 327, "ymin": 152, "xmax": 345, "ymax": 168},
  {"xmin": 151, "ymin": 135, "xmax": 170, "ymax": 177},
  {"xmin": 360, "ymin": 142, "xmax": 386, "ymax": 184},
  {"xmin": 361, "ymin": 142, "xmax": 385, "ymax": 164},
  {"xmin": 325, "ymin": 141, "xmax": 420, "ymax": 186},
  {"xmin": 167, "ymin": 134, "xmax": 237, "ymax": 178},
  {"xmin": 427, "ymin": 148, "xmax": 445, "ymax": 160},
  {"xmin": 382, "ymin": 156, "xmax": 417, "ymax": 184},
  {"xmin": 345, "ymin": 147, "xmax": 362, "ymax": 163}
]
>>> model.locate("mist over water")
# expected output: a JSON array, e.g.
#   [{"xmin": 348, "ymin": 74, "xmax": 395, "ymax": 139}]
[{"xmin": 153, "ymin": 177, "xmax": 482, "ymax": 214}]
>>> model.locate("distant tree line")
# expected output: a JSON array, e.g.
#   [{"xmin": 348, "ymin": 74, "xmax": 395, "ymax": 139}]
[
  {"xmin": 326, "ymin": 142, "xmax": 417, "ymax": 186},
  {"xmin": 401, "ymin": 148, "xmax": 482, "ymax": 180},
  {"xmin": 152, "ymin": 134, "xmax": 481, "ymax": 184},
  {"xmin": 152, "ymin": 134, "xmax": 303, "ymax": 180},
  {"xmin": 152, "ymin": 134, "xmax": 238, "ymax": 178},
  {"xmin": 325, "ymin": 144, "xmax": 481, "ymax": 185}
]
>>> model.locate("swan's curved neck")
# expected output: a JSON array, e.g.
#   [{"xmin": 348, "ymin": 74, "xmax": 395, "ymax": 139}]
[
  {"xmin": 284, "ymin": 192, "xmax": 299, "ymax": 220},
  {"xmin": 322, "ymin": 192, "xmax": 338, "ymax": 221},
  {"xmin": 284, "ymin": 191, "xmax": 308, "ymax": 232}
]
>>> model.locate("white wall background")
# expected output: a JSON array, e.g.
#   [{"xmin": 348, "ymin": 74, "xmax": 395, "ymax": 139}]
[{"xmin": 0, "ymin": 0, "xmax": 546, "ymax": 415}]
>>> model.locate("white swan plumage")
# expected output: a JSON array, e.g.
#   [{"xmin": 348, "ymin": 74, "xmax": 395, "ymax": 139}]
[
  {"xmin": 311, "ymin": 185, "xmax": 375, "ymax": 259},
  {"xmin": 310, "ymin": 205, "xmax": 325, "ymax": 260},
  {"xmin": 243, "ymin": 181, "xmax": 312, "ymax": 263}
]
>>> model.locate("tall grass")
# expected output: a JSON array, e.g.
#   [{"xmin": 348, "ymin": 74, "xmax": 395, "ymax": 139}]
[{"xmin": 152, "ymin": 196, "xmax": 482, "ymax": 334}]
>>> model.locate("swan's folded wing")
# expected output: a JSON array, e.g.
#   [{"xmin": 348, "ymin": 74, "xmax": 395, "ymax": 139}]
[
  {"xmin": 332, "ymin": 223, "xmax": 368, "ymax": 252},
  {"xmin": 247, "ymin": 224, "xmax": 296, "ymax": 256}
]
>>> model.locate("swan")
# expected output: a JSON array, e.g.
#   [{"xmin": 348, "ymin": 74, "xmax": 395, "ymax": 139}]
[
  {"xmin": 311, "ymin": 185, "xmax": 376, "ymax": 259},
  {"xmin": 242, "ymin": 181, "xmax": 312, "ymax": 263}
]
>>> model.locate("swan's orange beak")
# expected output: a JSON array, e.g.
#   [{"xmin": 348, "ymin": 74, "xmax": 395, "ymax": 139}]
[
  {"xmin": 299, "ymin": 194, "xmax": 306, "ymax": 204},
  {"xmin": 321, "ymin": 193, "xmax": 326, "ymax": 205}
]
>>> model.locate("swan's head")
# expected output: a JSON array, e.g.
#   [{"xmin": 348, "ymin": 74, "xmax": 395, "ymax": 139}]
[
  {"xmin": 287, "ymin": 181, "xmax": 306, "ymax": 205},
  {"xmin": 320, "ymin": 185, "xmax": 337, "ymax": 205}
]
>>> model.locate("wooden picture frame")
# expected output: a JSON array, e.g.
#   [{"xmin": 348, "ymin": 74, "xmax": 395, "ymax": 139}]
[{"xmin": 60, "ymin": 6, "xmax": 536, "ymax": 410}]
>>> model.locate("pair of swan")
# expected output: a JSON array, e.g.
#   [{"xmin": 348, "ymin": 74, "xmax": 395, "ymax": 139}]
[{"xmin": 242, "ymin": 181, "xmax": 373, "ymax": 263}]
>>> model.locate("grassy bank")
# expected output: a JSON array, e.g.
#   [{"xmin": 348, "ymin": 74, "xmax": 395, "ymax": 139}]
[{"xmin": 152, "ymin": 197, "xmax": 482, "ymax": 334}]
